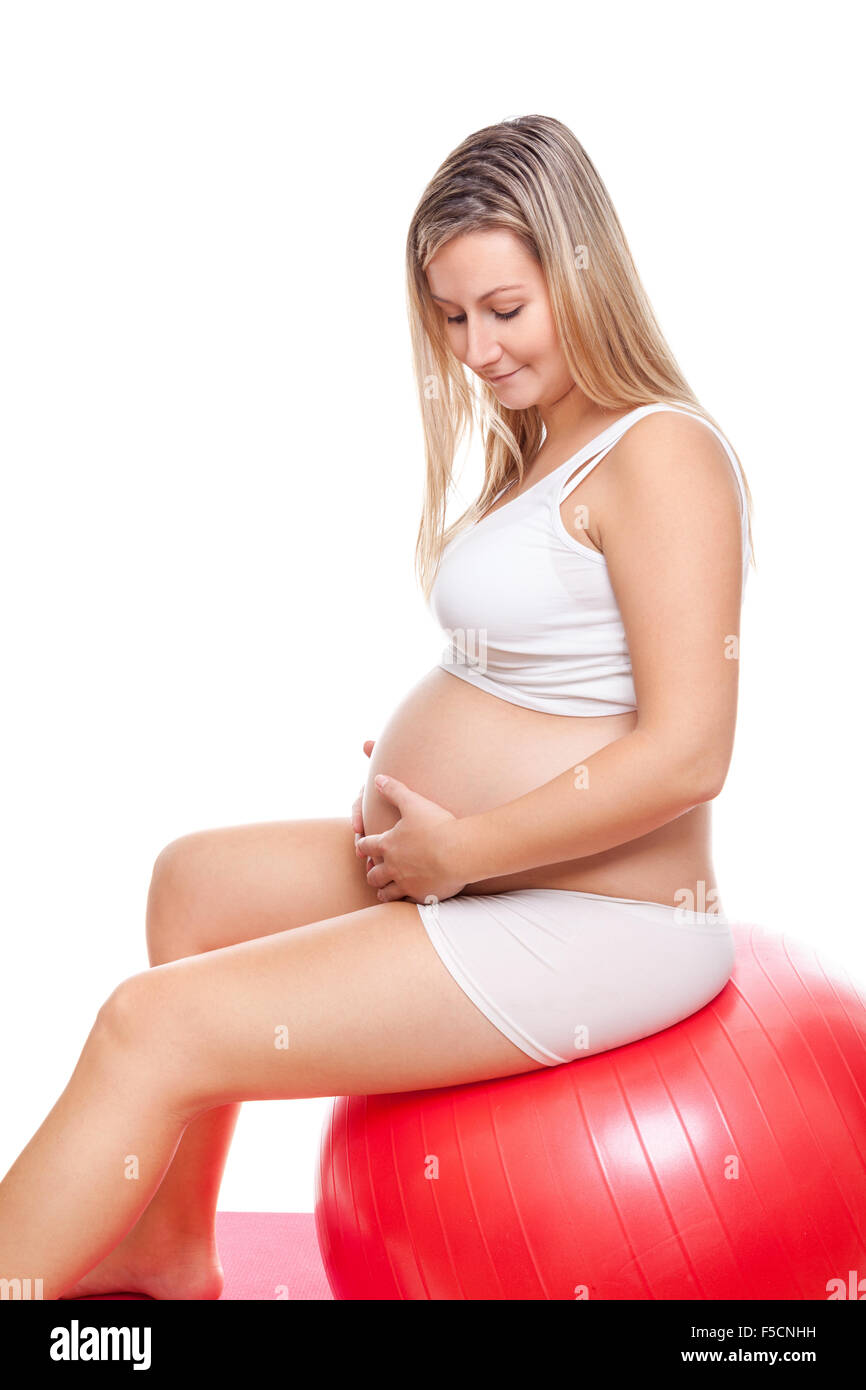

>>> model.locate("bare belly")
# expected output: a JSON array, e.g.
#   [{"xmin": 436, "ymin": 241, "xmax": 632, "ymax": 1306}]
[{"xmin": 361, "ymin": 667, "xmax": 720, "ymax": 912}]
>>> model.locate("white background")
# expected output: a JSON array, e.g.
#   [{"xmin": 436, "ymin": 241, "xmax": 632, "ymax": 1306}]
[{"xmin": 1, "ymin": 0, "xmax": 863, "ymax": 1216}]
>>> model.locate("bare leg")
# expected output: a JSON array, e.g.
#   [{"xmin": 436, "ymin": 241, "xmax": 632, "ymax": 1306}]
[
  {"xmin": 57, "ymin": 1107, "xmax": 240, "ymax": 1301},
  {"xmin": 44, "ymin": 818, "xmax": 383, "ymax": 1299},
  {"xmin": 0, "ymin": 898, "xmax": 544, "ymax": 1299}
]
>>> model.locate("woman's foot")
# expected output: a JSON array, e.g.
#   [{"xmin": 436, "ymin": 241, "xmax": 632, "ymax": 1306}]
[{"xmin": 58, "ymin": 1221, "xmax": 225, "ymax": 1301}]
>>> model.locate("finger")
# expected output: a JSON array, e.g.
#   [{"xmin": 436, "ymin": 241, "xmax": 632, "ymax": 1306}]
[
  {"xmin": 355, "ymin": 834, "xmax": 380, "ymax": 856},
  {"xmin": 371, "ymin": 775, "xmax": 408, "ymax": 813},
  {"xmin": 376, "ymin": 885, "xmax": 405, "ymax": 903},
  {"xmin": 366, "ymin": 863, "xmax": 393, "ymax": 889}
]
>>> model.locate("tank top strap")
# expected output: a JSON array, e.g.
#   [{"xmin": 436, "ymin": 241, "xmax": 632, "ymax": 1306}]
[
  {"xmin": 557, "ymin": 404, "xmax": 677, "ymax": 501},
  {"xmin": 558, "ymin": 403, "xmax": 749, "ymax": 531}
]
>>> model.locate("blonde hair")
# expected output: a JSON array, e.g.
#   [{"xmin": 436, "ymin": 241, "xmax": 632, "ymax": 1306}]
[{"xmin": 405, "ymin": 114, "xmax": 756, "ymax": 600}]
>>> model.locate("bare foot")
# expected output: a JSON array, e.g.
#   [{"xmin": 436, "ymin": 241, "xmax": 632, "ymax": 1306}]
[{"xmin": 58, "ymin": 1223, "xmax": 225, "ymax": 1301}]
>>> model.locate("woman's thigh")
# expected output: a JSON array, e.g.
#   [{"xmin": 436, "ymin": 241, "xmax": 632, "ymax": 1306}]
[
  {"xmin": 109, "ymin": 899, "xmax": 547, "ymax": 1111},
  {"xmin": 146, "ymin": 817, "xmax": 380, "ymax": 961}
]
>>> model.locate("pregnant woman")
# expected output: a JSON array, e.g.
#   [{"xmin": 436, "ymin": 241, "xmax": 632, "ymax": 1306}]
[{"xmin": 0, "ymin": 114, "xmax": 755, "ymax": 1301}]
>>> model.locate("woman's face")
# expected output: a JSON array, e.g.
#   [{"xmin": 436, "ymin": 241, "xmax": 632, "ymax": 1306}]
[{"xmin": 425, "ymin": 227, "xmax": 574, "ymax": 408}]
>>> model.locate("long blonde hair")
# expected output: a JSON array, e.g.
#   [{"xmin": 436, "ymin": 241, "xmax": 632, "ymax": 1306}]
[{"xmin": 405, "ymin": 114, "xmax": 756, "ymax": 600}]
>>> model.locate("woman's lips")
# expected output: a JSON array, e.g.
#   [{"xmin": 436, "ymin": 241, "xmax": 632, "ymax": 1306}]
[{"xmin": 487, "ymin": 367, "xmax": 523, "ymax": 383}]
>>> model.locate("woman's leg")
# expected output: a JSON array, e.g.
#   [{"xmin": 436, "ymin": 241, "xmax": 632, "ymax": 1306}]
[
  {"xmin": 0, "ymin": 891, "xmax": 545, "ymax": 1300},
  {"xmin": 63, "ymin": 816, "xmax": 383, "ymax": 1298}
]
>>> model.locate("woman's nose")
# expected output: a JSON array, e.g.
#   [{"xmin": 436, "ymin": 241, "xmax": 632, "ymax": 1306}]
[{"xmin": 462, "ymin": 327, "xmax": 504, "ymax": 376}]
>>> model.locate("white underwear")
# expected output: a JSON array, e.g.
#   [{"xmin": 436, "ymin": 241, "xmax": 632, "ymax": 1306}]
[{"xmin": 415, "ymin": 886, "xmax": 735, "ymax": 1067}]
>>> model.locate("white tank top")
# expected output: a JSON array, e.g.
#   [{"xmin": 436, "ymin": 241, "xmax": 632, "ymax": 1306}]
[{"xmin": 428, "ymin": 403, "xmax": 753, "ymax": 717}]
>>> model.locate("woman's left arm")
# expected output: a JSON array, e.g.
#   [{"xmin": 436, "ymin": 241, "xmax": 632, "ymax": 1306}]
[{"xmin": 438, "ymin": 411, "xmax": 747, "ymax": 885}]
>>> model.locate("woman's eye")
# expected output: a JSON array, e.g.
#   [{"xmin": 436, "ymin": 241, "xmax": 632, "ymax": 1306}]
[{"xmin": 445, "ymin": 307, "xmax": 523, "ymax": 325}]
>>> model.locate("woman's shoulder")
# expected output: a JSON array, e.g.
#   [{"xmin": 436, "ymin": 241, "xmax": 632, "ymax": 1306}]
[
  {"xmin": 612, "ymin": 404, "xmax": 740, "ymax": 487},
  {"xmin": 596, "ymin": 404, "xmax": 745, "ymax": 537}
]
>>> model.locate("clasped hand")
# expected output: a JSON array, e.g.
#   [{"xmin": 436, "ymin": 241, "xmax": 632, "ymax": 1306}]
[{"xmin": 354, "ymin": 773, "xmax": 467, "ymax": 904}]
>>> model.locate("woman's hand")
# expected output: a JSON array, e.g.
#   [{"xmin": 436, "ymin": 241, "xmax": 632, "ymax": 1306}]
[
  {"xmin": 355, "ymin": 774, "xmax": 466, "ymax": 904},
  {"xmin": 352, "ymin": 740, "xmax": 376, "ymax": 869}
]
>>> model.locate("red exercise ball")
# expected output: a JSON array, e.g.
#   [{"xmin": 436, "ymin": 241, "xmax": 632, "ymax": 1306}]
[{"xmin": 315, "ymin": 922, "xmax": 866, "ymax": 1300}]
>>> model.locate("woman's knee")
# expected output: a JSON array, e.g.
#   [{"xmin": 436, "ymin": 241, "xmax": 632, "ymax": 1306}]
[
  {"xmin": 92, "ymin": 972, "xmax": 201, "ymax": 1115},
  {"xmin": 93, "ymin": 971, "xmax": 163, "ymax": 1057},
  {"xmin": 145, "ymin": 834, "xmax": 210, "ymax": 966}
]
